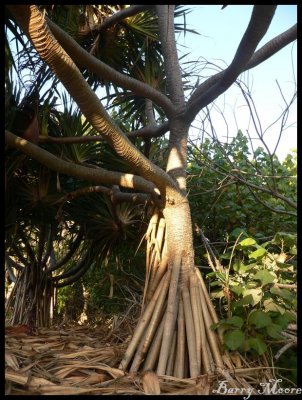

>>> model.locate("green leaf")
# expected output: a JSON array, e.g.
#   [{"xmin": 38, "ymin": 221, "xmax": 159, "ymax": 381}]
[
  {"xmin": 220, "ymin": 252, "xmax": 231, "ymax": 260},
  {"xmin": 270, "ymin": 286, "xmax": 294, "ymax": 301},
  {"xmin": 230, "ymin": 286, "xmax": 244, "ymax": 296},
  {"xmin": 266, "ymin": 323, "xmax": 283, "ymax": 339},
  {"xmin": 246, "ymin": 281, "xmax": 260, "ymax": 289},
  {"xmin": 239, "ymin": 263, "xmax": 256, "ymax": 274},
  {"xmin": 263, "ymin": 299, "xmax": 285, "ymax": 314},
  {"xmin": 272, "ymin": 232, "xmax": 297, "ymax": 248},
  {"xmin": 223, "ymin": 329, "xmax": 245, "ymax": 350},
  {"xmin": 239, "ymin": 238, "xmax": 256, "ymax": 247},
  {"xmin": 249, "ymin": 310, "xmax": 272, "ymax": 328},
  {"xmin": 210, "ymin": 280, "xmax": 221, "ymax": 287},
  {"xmin": 211, "ymin": 290, "xmax": 225, "ymax": 299},
  {"xmin": 244, "ymin": 337, "xmax": 267, "ymax": 355},
  {"xmin": 276, "ymin": 261, "xmax": 294, "ymax": 269},
  {"xmin": 225, "ymin": 316, "xmax": 244, "ymax": 328},
  {"xmin": 242, "ymin": 288, "xmax": 262, "ymax": 305},
  {"xmin": 233, "ymin": 294, "xmax": 254, "ymax": 309},
  {"xmin": 230, "ymin": 228, "xmax": 248, "ymax": 239},
  {"xmin": 233, "ymin": 259, "xmax": 242, "ymax": 272},
  {"xmin": 253, "ymin": 270, "xmax": 275, "ymax": 286},
  {"xmin": 248, "ymin": 247, "xmax": 267, "ymax": 259},
  {"xmin": 273, "ymin": 311, "xmax": 296, "ymax": 329},
  {"xmin": 215, "ymin": 272, "xmax": 227, "ymax": 282}
]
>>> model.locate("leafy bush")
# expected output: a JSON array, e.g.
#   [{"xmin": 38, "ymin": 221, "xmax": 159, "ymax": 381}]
[
  {"xmin": 188, "ymin": 131, "xmax": 297, "ymax": 246},
  {"xmin": 208, "ymin": 231, "xmax": 296, "ymax": 360}
]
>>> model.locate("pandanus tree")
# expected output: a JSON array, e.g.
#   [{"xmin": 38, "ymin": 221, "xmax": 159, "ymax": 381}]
[
  {"xmin": 5, "ymin": 4, "xmax": 297, "ymax": 384},
  {"xmin": 5, "ymin": 92, "xmax": 147, "ymax": 328}
]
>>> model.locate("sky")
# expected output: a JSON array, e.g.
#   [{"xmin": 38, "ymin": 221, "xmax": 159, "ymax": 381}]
[{"xmin": 176, "ymin": 5, "xmax": 297, "ymax": 160}]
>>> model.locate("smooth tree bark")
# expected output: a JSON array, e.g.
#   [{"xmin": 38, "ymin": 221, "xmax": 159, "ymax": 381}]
[{"xmin": 6, "ymin": 4, "xmax": 296, "ymax": 382}]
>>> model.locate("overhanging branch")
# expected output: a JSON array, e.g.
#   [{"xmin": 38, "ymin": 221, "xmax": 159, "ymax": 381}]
[
  {"xmin": 90, "ymin": 5, "xmax": 153, "ymax": 33},
  {"xmin": 6, "ymin": 130, "xmax": 158, "ymax": 197}
]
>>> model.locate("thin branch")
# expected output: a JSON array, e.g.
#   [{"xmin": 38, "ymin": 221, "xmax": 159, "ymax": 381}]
[
  {"xmin": 56, "ymin": 185, "xmax": 151, "ymax": 206},
  {"xmin": 48, "ymin": 230, "xmax": 84, "ymax": 272},
  {"xmin": 90, "ymin": 5, "xmax": 153, "ymax": 34},
  {"xmin": 274, "ymin": 341, "xmax": 296, "ymax": 361},
  {"xmin": 189, "ymin": 180, "xmax": 235, "ymax": 196},
  {"xmin": 233, "ymin": 173, "xmax": 296, "ymax": 210},
  {"xmin": 245, "ymin": 184, "xmax": 296, "ymax": 217},
  {"xmin": 54, "ymin": 253, "xmax": 92, "ymax": 287},
  {"xmin": 235, "ymin": 79, "xmax": 278, "ymax": 189},
  {"xmin": 188, "ymin": 139, "xmax": 297, "ymax": 211},
  {"xmin": 127, "ymin": 121, "xmax": 169, "ymax": 139},
  {"xmin": 51, "ymin": 249, "xmax": 90, "ymax": 282},
  {"xmin": 273, "ymin": 283, "xmax": 297, "ymax": 290},
  {"xmin": 38, "ymin": 135, "xmax": 104, "ymax": 144},
  {"xmin": 272, "ymin": 80, "xmax": 297, "ymax": 156}
]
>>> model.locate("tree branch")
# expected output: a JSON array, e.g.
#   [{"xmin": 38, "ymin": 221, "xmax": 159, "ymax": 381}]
[
  {"xmin": 156, "ymin": 5, "xmax": 185, "ymax": 110},
  {"xmin": 246, "ymin": 23, "xmax": 297, "ymax": 70},
  {"xmin": 185, "ymin": 6, "xmax": 298, "ymax": 122},
  {"xmin": 5, "ymin": 253, "xmax": 23, "ymax": 272},
  {"xmin": 5, "ymin": 255, "xmax": 18, "ymax": 282},
  {"xmin": 127, "ymin": 121, "xmax": 169, "ymax": 139},
  {"xmin": 38, "ymin": 135, "xmax": 104, "ymax": 144},
  {"xmin": 57, "ymin": 185, "xmax": 151, "ymax": 206},
  {"xmin": 91, "ymin": 5, "xmax": 153, "ymax": 33},
  {"xmin": 18, "ymin": 229, "xmax": 36, "ymax": 265},
  {"xmin": 245, "ymin": 184, "xmax": 296, "ymax": 217},
  {"xmin": 54, "ymin": 253, "xmax": 92, "ymax": 287},
  {"xmin": 6, "ymin": 130, "xmax": 159, "ymax": 197},
  {"xmin": 39, "ymin": 120, "xmax": 170, "ymax": 143},
  {"xmin": 186, "ymin": 23, "xmax": 297, "ymax": 121},
  {"xmin": 10, "ymin": 244, "xmax": 30, "ymax": 268},
  {"xmin": 46, "ymin": 16, "xmax": 174, "ymax": 116},
  {"xmin": 47, "ymin": 230, "xmax": 84, "ymax": 272},
  {"xmin": 52, "ymin": 249, "xmax": 89, "ymax": 282},
  {"xmin": 41, "ymin": 225, "xmax": 55, "ymax": 269}
]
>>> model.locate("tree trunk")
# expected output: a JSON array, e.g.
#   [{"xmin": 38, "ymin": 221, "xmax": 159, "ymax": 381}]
[{"xmin": 5, "ymin": 263, "xmax": 54, "ymax": 330}]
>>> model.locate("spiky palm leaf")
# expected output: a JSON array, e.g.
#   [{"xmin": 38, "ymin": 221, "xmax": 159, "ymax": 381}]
[{"xmin": 64, "ymin": 192, "xmax": 145, "ymax": 262}]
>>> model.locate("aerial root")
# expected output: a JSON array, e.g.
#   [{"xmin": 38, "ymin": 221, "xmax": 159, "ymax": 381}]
[{"xmin": 119, "ymin": 211, "xmax": 275, "ymax": 391}]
